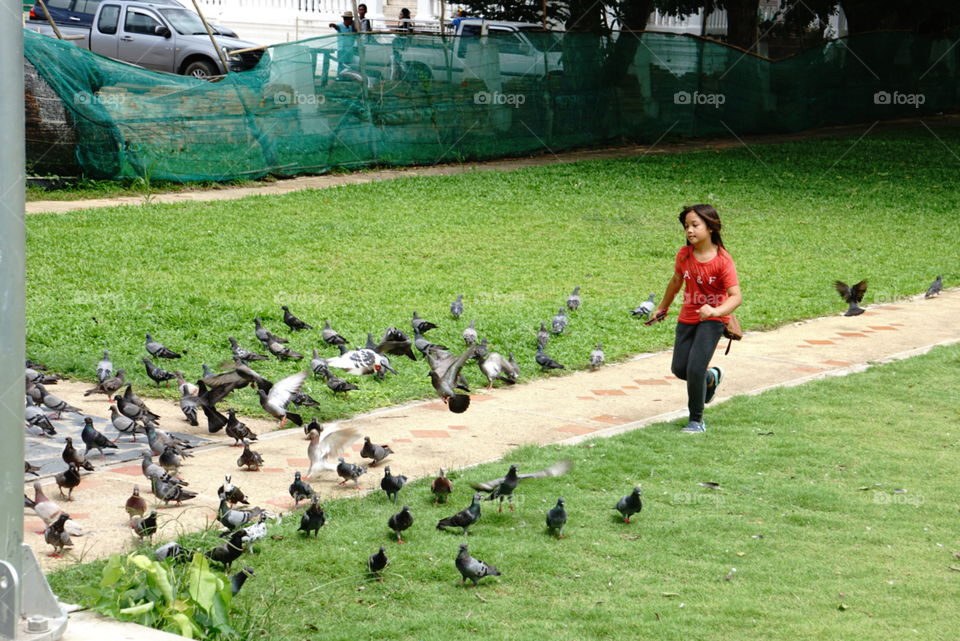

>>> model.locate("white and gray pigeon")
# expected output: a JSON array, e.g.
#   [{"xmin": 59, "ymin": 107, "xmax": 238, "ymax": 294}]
[
  {"xmin": 145, "ymin": 333, "xmax": 181, "ymax": 359},
  {"xmin": 257, "ymin": 370, "xmax": 308, "ymax": 427},
  {"xmin": 631, "ymin": 293, "xmax": 656, "ymax": 319},
  {"xmin": 566, "ymin": 286, "xmax": 581, "ymax": 311},
  {"xmin": 96, "ymin": 349, "xmax": 112, "ymax": 382},
  {"xmin": 25, "ymin": 397, "xmax": 56, "ymax": 436},
  {"xmin": 305, "ymin": 426, "xmax": 361, "ymax": 479},
  {"xmin": 925, "ymin": 275, "xmax": 942, "ymax": 298},
  {"xmin": 551, "ymin": 308, "xmax": 568, "ymax": 335},
  {"xmin": 325, "ymin": 347, "xmax": 396, "ymax": 378},
  {"xmin": 450, "ymin": 294, "xmax": 464, "ymax": 319},
  {"xmin": 462, "ymin": 319, "xmax": 477, "ymax": 346},
  {"xmin": 336, "ymin": 457, "xmax": 367, "ymax": 488},
  {"xmin": 589, "ymin": 343, "xmax": 605, "ymax": 370},
  {"xmin": 455, "ymin": 543, "xmax": 501, "ymax": 587}
]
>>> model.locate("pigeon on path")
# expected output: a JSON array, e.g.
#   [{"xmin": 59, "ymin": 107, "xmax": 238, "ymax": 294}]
[
  {"xmin": 81, "ymin": 417, "xmax": 117, "ymax": 460},
  {"xmin": 455, "ymin": 543, "xmax": 500, "ymax": 587},
  {"xmin": 631, "ymin": 294, "xmax": 656, "ymax": 319},
  {"xmin": 25, "ymin": 397, "xmax": 56, "ymax": 436},
  {"xmin": 125, "ymin": 486, "xmax": 147, "ymax": 519},
  {"xmin": 335, "ymin": 457, "xmax": 367, "ymax": 488},
  {"xmin": 131, "ymin": 510, "xmax": 158, "ymax": 541},
  {"xmin": 26, "ymin": 482, "xmax": 84, "ymax": 536},
  {"xmin": 40, "ymin": 386, "xmax": 81, "ymax": 419},
  {"xmin": 55, "ymin": 464, "xmax": 81, "ymax": 500},
  {"xmin": 225, "ymin": 409, "xmax": 257, "ymax": 446},
  {"xmin": 835, "ymin": 280, "xmax": 868, "ymax": 316},
  {"xmin": 614, "ymin": 486, "xmax": 643, "ymax": 523},
  {"xmin": 305, "ymin": 425, "xmax": 361, "ymax": 479},
  {"xmin": 236, "ymin": 441, "xmax": 264, "ymax": 471},
  {"xmin": 360, "ymin": 437, "xmax": 393, "ymax": 467},
  {"xmin": 84, "ymin": 369, "xmax": 126, "ymax": 398},
  {"xmin": 925, "ymin": 275, "xmax": 942, "ymax": 298},
  {"xmin": 145, "ymin": 333, "xmax": 181, "ymax": 359},
  {"xmin": 282, "ymin": 305, "xmax": 314, "ymax": 331},
  {"xmin": 427, "ymin": 345, "xmax": 477, "ymax": 413},
  {"xmin": 61, "ymin": 437, "xmax": 94, "ymax": 471},
  {"xmin": 44, "ymin": 513, "xmax": 74, "ymax": 557},
  {"xmin": 217, "ymin": 475, "xmax": 249, "ymax": 506},
  {"xmin": 437, "ymin": 493, "xmax": 482, "ymax": 535},
  {"xmin": 546, "ymin": 497, "xmax": 568, "ymax": 538}
]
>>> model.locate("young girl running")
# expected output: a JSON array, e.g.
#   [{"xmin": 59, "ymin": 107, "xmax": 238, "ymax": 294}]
[{"xmin": 654, "ymin": 204, "xmax": 742, "ymax": 433}]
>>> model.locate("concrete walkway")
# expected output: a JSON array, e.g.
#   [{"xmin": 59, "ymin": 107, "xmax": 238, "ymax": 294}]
[{"xmin": 24, "ymin": 288, "xmax": 959, "ymax": 572}]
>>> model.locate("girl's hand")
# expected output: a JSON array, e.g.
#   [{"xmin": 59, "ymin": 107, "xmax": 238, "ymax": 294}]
[{"xmin": 697, "ymin": 304, "xmax": 717, "ymax": 320}]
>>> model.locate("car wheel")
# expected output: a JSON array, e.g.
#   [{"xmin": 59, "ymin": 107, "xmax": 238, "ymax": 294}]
[{"xmin": 183, "ymin": 59, "xmax": 218, "ymax": 79}]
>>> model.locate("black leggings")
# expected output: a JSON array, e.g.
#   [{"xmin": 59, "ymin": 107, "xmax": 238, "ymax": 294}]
[{"xmin": 671, "ymin": 321, "xmax": 725, "ymax": 422}]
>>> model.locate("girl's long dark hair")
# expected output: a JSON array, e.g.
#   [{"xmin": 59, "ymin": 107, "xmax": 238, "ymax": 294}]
[{"xmin": 679, "ymin": 204, "xmax": 725, "ymax": 249}]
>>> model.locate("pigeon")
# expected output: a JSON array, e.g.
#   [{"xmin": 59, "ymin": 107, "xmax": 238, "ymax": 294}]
[
  {"xmin": 44, "ymin": 513, "xmax": 74, "ymax": 557},
  {"xmin": 546, "ymin": 497, "xmax": 567, "ymax": 538},
  {"xmin": 589, "ymin": 343, "xmax": 605, "ymax": 370},
  {"xmin": 450, "ymin": 294, "xmax": 464, "ymax": 319},
  {"xmin": 614, "ymin": 486, "xmax": 643, "ymax": 523},
  {"xmin": 479, "ymin": 464, "xmax": 518, "ymax": 512},
  {"xmin": 200, "ymin": 364, "xmax": 272, "ymax": 407},
  {"xmin": 305, "ymin": 425, "xmax": 361, "ymax": 479},
  {"xmin": 304, "ymin": 416, "xmax": 323, "ymax": 438},
  {"xmin": 411, "ymin": 311, "xmax": 437, "ymax": 334},
  {"xmin": 470, "ymin": 460, "xmax": 572, "ymax": 513},
  {"xmin": 25, "ymin": 397, "xmax": 56, "ymax": 436},
  {"xmin": 61, "ymin": 437, "xmax": 94, "ymax": 471},
  {"xmin": 151, "ymin": 474, "xmax": 198, "ymax": 506},
  {"xmin": 289, "ymin": 471, "xmax": 315, "ymax": 506},
  {"xmin": 437, "ymin": 493, "xmax": 482, "ymax": 535},
  {"xmin": 25, "ymin": 461, "xmax": 41, "ymax": 477},
  {"xmin": 282, "ymin": 305, "xmax": 314, "ymax": 331},
  {"xmin": 631, "ymin": 293, "xmax": 656, "ymax": 319},
  {"xmin": 835, "ymin": 280, "xmax": 868, "ymax": 316},
  {"xmin": 237, "ymin": 441, "xmax": 264, "ymax": 471},
  {"xmin": 388, "ymin": 506, "xmax": 414, "ymax": 543},
  {"xmin": 291, "ymin": 390, "xmax": 321, "ymax": 409},
  {"xmin": 427, "ymin": 345, "xmax": 477, "ymax": 413},
  {"xmin": 326, "ymin": 347, "xmax": 397, "ymax": 378},
  {"xmin": 257, "ymin": 370, "xmax": 308, "ymax": 427},
  {"xmin": 925, "ymin": 275, "xmax": 942, "ymax": 298},
  {"xmin": 266, "ymin": 338, "xmax": 303, "ymax": 361},
  {"xmin": 217, "ymin": 475, "xmax": 249, "ymax": 506},
  {"xmin": 310, "ymin": 350, "xmax": 327, "ymax": 378},
  {"xmin": 475, "ymin": 341, "xmax": 518, "ymax": 389},
  {"xmin": 206, "ymin": 529, "xmax": 246, "ymax": 570},
  {"xmin": 202, "ymin": 363, "xmax": 215, "ymax": 379},
  {"xmin": 26, "ymin": 482, "xmax": 84, "ymax": 536},
  {"xmin": 145, "ymin": 424, "xmax": 193, "ymax": 458},
  {"xmin": 567, "ymin": 286, "xmax": 581, "ymax": 311},
  {"xmin": 109, "ymin": 404, "xmax": 144, "ymax": 442},
  {"xmin": 552, "ymin": 308, "xmax": 569, "ymax": 335},
  {"xmin": 380, "ymin": 466, "xmax": 408, "ymax": 503},
  {"xmin": 321, "ymin": 320, "xmax": 349, "ymax": 346},
  {"xmin": 131, "ymin": 510, "xmax": 158, "ymax": 541},
  {"xmin": 537, "ymin": 322, "xmax": 549, "ymax": 349},
  {"xmin": 335, "ymin": 457, "xmax": 367, "ymax": 488},
  {"xmin": 142, "ymin": 357, "xmax": 176, "ymax": 386},
  {"xmin": 174, "ymin": 371, "xmax": 199, "ymax": 397},
  {"xmin": 359, "ymin": 437, "xmax": 393, "ymax": 467},
  {"xmin": 368, "ymin": 546, "xmax": 389, "ymax": 578},
  {"xmin": 298, "ymin": 497, "xmax": 326, "ymax": 537},
  {"xmin": 40, "ymin": 386, "xmax": 82, "ymax": 419},
  {"xmin": 125, "ymin": 486, "xmax": 148, "ymax": 518},
  {"xmin": 462, "ymin": 319, "xmax": 478, "ymax": 346},
  {"xmin": 230, "ymin": 567, "xmax": 255, "ymax": 596},
  {"xmin": 155, "ymin": 541, "xmax": 189, "ymax": 563},
  {"xmin": 145, "ymin": 333, "xmax": 181, "ymax": 359},
  {"xmin": 142, "ymin": 452, "xmax": 186, "ymax": 486},
  {"xmin": 432, "ymin": 468, "xmax": 453, "ymax": 504},
  {"xmin": 179, "ymin": 392, "xmax": 200, "ymax": 427},
  {"xmin": 84, "ymin": 368, "xmax": 126, "ymax": 398},
  {"xmin": 254, "ymin": 317, "xmax": 287, "ymax": 344},
  {"xmin": 225, "ymin": 408, "xmax": 257, "ymax": 446},
  {"xmin": 117, "ymin": 384, "xmax": 160, "ymax": 424},
  {"xmin": 200, "ymin": 400, "xmax": 229, "ymax": 434},
  {"xmin": 159, "ymin": 445, "xmax": 183, "ymax": 476},
  {"xmin": 455, "ymin": 543, "xmax": 500, "ymax": 587},
  {"xmin": 81, "ymin": 417, "xmax": 117, "ymax": 460},
  {"xmin": 55, "ymin": 464, "xmax": 82, "ymax": 501},
  {"xmin": 229, "ymin": 336, "xmax": 269, "ymax": 363},
  {"xmin": 374, "ymin": 327, "xmax": 417, "ymax": 361},
  {"xmin": 318, "ymin": 365, "xmax": 359, "ymax": 395},
  {"xmin": 217, "ymin": 495, "xmax": 266, "ymax": 530},
  {"xmin": 536, "ymin": 345, "xmax": 565, "ymax": 370},
  {"xmin": 96, "ymin": 349, "xmax": 113, "ymax": 382}
]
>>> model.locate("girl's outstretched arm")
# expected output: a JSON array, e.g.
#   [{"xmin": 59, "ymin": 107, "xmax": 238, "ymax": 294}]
[{"xmin": 655, "ymin": 272, "xmax": 684, "ymax": 318}]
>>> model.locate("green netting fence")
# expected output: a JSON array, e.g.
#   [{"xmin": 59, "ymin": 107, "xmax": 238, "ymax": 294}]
[{"xmin": 23, "ymin": 27, "xmax": 960, "ymax": 181}]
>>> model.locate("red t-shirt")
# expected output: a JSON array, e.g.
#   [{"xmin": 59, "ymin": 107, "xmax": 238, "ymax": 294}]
[{"xmin": 674, "ymin": 245, "xmax": 739, "ymax": 325}]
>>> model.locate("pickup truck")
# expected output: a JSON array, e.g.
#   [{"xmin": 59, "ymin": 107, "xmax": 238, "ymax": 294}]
[
  {"xmin": 338, "ymin": 18, "xmax": 562, "ymax": 84},
  {"xmin": 27, "ymin": 0, "xmax": 239, "ymax": 37},
  {"xmin": 26, "ymin": 0, "xmax": 262, "ymax": 77}
]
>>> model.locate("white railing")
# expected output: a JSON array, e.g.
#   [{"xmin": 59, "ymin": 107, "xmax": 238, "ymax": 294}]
[{"xmin": 648, "ymin": 9, "xmax": 728, "ymax": 36}]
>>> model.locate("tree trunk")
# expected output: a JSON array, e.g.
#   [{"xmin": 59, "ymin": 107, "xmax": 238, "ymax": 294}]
[
  {"xmin": 723, "ymin": 0, "xmax": 759, "ymax": 51},
  {"xmin": 604, "ymin": 0, "xmax": 656, "ymax": 86}
]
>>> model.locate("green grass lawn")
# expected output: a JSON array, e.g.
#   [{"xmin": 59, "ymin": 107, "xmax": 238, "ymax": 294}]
[
  {"xmin": 25, "ymin": 126, "xmax": 960, "ymax": 421},
  {"xmin": 48, "ymin": 343, "xmax": 960, "ymax": 641}
]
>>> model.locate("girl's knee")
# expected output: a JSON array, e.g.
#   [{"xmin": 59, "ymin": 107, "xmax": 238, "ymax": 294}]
[{"xmin": 671, "ymin": 363, "xmax": 687, "ymax": 380}]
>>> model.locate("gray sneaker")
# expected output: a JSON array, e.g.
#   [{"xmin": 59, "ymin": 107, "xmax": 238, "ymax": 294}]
[
  {"xmin": 705, "ymin": 367, "xmax": 723, "ymax": 404},
  {"xmin": 681, "ymin": 420, "xmax": 706, "ymax": 433}
]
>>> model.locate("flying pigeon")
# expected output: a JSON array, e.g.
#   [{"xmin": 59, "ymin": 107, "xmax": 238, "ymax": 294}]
[
  {"xmin": 567, "ymin": 286, "xmax": 581, "ymax": 311},
  {"xmin": 551, "ymin": 308, "xmax": 568, "ymax": 334},
  {"xmin": 325, "ymin": 347, "xmax": 396, "ymax": 378},
  {"xmin": 298, "ymin": 497, "xmax": 326, "ymax": 537},
  {"xmin": 614, "ymin": 486, "xmax": 643, "ymax": 523},
  {"xmin": 281, "ymin": 305, "xmax": 314, "ymax": 331},
  {"xmin": 257, "ymin": 370, "xmax": 308, "ymax": 427},
  {"xmin": 388, "ymin": 506, "xmax": 414, "ymax": 543},
  {"xmin": 81, "ymin": 416, "xmax": 117, "ymax": 460},
  {"xmin": 380, "ymin": 466, "xmax": 408, "ymax": 503},
  {"xmin": 321, "ymin": 320, "xmax": 349, "ymax": 346},
  {"xmin": 477, "ymin": 464, "xmax": 519, "ymax": 513},
  {"xmin": 335, "ymin": 457, "xmax": 367, "ymax": 488},
  {"xmin": 432, "ymin": 468, "xmax": 453, "ymax": 505},
  {"xmin": 305, "ymin": 425, "xmax": 361, "ymax": 479},
  {"xmin": 925, "ymin": 275, "xmax": 942, "ymax": 298},
  {"xmin": 174, "ymin": 371, "xmax": 199, "ymax": 397},
  {"xmin": 536, "ymin": 345, "xmax": 565, "ymax": 370},
  {"xmin": 427, "ymin": 345, "xmax": 477, "ymax": 413},
  {"xmin": 289, "ymin": 471, "xmax": 315, "ymax": 506},
  {"xmin": 359, "ymin": 437, "xmax": 393, "ymax": 467},
  {"xmin": 368, "ymin": 546, "xmax": 389, "ymax": 579},
  {"xmin": 589, "ymin": 343, "xmax": 605, "ymax": 370},
  {"xmin": 462, "ymin": 319, "xmax": 478, "ymax": 346},
  {"xmin": 436, "ymin": 493, "xmax": 482, "ymax": 535},
  {"xmin": 470, "ymin": 460, "xmax": 572, "ymax": 513},
  {"xmin": 631, "ymin": 294, "xmax": 656, "ymax": 318},
  {"xmin": 450, "ymin": 294, "xmax": 464, "ymax": 319},
  {"xmin": 411, "ymin": 311, "xmax": 437, "ymax": 334},
  {"xmin": 96, "ymin": 349, "xmax": 113, "ymax": 382},
  {"xmin": 237, "ymin": 441, "xmax": 264, "ymax": 471},
  {"xmin": 835, "ymin": 280, "xmax": 868, "ymax": 316},
  {"xmin": 145, "ymin": 333, "xmax": 181, "ymax": 359},
  {"xmin": 546, "ymin": 497, "xmax": 567, "ymax": 538},
  {"xmin": 374, "ymin": 327, "xmax": 417, "ymax": 361},
  {"xmin": 455, "ymin": 543, "xmax": 501, "ymax": 587}
]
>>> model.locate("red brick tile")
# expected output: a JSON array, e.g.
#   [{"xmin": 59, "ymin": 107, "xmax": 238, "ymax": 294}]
[
  {"xmin": 410, "ymin": 429, "xmax": 451, "ymax": 438},
  {"xmin": 622, "ymin": 385, "xmax": 639, "ymax": 390},
  {"xmin": 287, "ymin": 458, "xmax": 310, "ymax": 467},
  {"xmin": 890, "ymin": 322, "xmax": 905, "ymax": 326},
  {"xmin": 393, "ymin": 438, "xmax": 413, "ymax": 443},
  {"xmin": 634, "ymin": 378, "xmax": 670, "ymax": 386},
  {"xmin": 24, "ymin": 521, "xmax": 45, "ymax": 533},
  {"xmin": 821, "ymin": 360, "xmax": 853, "ymax": 367},
  {"xmin": 110, "ymin": 465, "xmax": 144, "ymax": 477},
  {"xmin": 554, "ymin": 424, "xmax": 597, "ymax": 435},
  {"xmin": 797, "ymin": 345, "xmax": 813, "ymax": 348},
  {"xmin": 470, "ymin": 395, "xmax": 494, "ymax": 402},
  {"xmin": 592, "ymin": 389, "xmax": 628, "ymax": 396},
  {"xmin": 577, "ymin": 396, "xmax": 597, "ymax": 401},
  {"xmin": 837, "ymin": 332, "xmax": 868, "ymax": 338},
  {"xmin": 868, "ymin": 325, "xmax": 898, "ymax": 331},
  {"xmin": 267, "ymin": 496, "xmax": 295, "ymax": 509},
  {"xmin": 793, "ymin": 366, "xmax": 822, "ymax": 373},
  {"xmin": 448, "ymin": 425, "xmax": 469, "ymax": 430},
  {"xmin": 804, "ymin": 339, "xmax": 836, "ymax": 345},
  {"xmin": 664, "ymin": 375, "xmax": 679, "ymax": 380},
  {"xmin": 254, "ymin": 467, "xmax": 285, "ymax": 473},
  {"xmin": 351, "ymin": 443, "xmax": 363, "ymax": 451},
  {"xmin": 422, "ymin": 402, "xmax": 448, "ymax": 411},
  {"xmin": 591, "ymin": 415, "xmax": 627, "ymax": 425}
]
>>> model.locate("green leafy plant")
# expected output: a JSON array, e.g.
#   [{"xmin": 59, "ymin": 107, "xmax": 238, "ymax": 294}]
[{"xmin": 79, "ymin": 552, "xmax": 238, "ymax": 640}]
